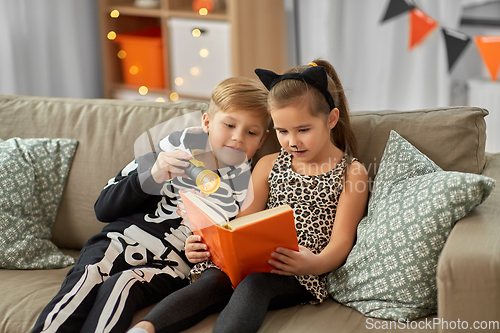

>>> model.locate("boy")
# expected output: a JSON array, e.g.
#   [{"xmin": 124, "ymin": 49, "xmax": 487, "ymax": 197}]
[{"xmin": 32, "ymin": 77, "xmax": 270, "ymax": 333}]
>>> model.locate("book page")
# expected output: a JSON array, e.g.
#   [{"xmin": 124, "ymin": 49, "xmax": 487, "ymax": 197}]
[
  {"xmin": 182, "ymin": 191, "xmax": 228, "ymax": 228},
  {"xmin": 228, "ymin": 205, "xmax": 292, "ymax": 229}
]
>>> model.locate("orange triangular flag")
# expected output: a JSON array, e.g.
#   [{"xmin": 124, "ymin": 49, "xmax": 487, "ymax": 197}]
[
  {"xmin": 409, "ymin": 8, "xmax": 438, "ymax": 50},
  {"xmin": 475, "ymin": 36, "xmax": 500, "ymax": 81}
]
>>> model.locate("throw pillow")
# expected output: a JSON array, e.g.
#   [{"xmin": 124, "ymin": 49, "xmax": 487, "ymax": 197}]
[
  {"xmin": 0, "ymin": 138, "xmax": 78, "ymax": 269},
  {"xmin": 327, "ymin": 130, "xmax": 495, "ymax": 321}
]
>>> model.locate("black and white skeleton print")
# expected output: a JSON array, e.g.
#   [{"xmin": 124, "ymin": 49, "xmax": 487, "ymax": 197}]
[{"xmin": 33, "ymin": 127, "xmax": 252, "ymax": 333}]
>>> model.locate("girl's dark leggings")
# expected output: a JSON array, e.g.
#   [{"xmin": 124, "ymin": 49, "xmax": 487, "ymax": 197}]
[{"xmin": 142, "ymin": 267, "xmax": 316, "ymax": 333}]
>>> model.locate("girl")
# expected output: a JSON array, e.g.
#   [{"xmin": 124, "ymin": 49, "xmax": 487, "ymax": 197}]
[{"xmin": 129, "ymin": 60, "xmax": 368, "ymax": 333}]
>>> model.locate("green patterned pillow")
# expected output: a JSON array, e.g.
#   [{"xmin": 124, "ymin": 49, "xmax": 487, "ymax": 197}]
[
  {"xmin": 327, "ymin": 130, "xmax": 495, "ymax": 321},
  {"xmin": 0, "ymin": 138, "xmax": 78, "ymax": 269}
]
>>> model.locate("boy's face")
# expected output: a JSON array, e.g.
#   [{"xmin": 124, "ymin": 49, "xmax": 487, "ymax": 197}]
[{"xmin": 202, "ymin": 109, "xmax": 269, "ymax": 167}]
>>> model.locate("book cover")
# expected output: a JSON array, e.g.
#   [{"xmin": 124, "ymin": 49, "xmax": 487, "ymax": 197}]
[{"xmin": 180, "ymin": 191, "xmax": 299, "ymax": 287}]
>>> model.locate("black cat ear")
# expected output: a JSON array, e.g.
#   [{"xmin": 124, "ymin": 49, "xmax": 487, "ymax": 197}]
[
  {"xmin": 254, "ymin": 68, "xmax": 280, "ymax": 91},
  {"xmin": 255, "ymin": 65, "xmax": 335, "ymax": 110},
  {"xmin": 301, "ymin": 66, "xmax": 329, "ymax": 91},
  {"xmin": 300, "ymin": 66, "xmax": 335, "ymax": 110}
]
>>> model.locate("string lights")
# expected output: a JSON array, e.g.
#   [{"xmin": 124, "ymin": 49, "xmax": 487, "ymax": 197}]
[
  {"xmin": 107, "ymin": 1, "xmax": 219, "ymax": 101},
  {"xmin": 192, "ymin": 0, "xmax": 214, "ymax": 16}
]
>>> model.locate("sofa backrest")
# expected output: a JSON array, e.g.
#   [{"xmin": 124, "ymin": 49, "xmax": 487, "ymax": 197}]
[
  {"xmin": 350, "ymin": 107, "xmax": 487, "ymax": 182},
  {"xmin": 0, "ymin": 95, "xmax": 488, "ymax": 250},
  {"xmin": 255, "ymin": 107, "xmax": 488, "ymax": 180},
  {"xmin": 0, "ymin": 95, "xmax": 208, "ymax": 249}
]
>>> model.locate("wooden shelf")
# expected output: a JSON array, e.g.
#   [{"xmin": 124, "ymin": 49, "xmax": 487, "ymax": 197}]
[
  {"xmin": 166, "ymin": 10, "xmax": 228, "ymax": 21},
  {"xmin": 99, "ymin": 0, "xmax": 287, "ymax": 100}
]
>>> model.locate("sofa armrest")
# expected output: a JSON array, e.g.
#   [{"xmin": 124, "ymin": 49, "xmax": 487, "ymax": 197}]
[{"xmin": 436, "ymin": 153, "xmax": 500, "ymax": 332}]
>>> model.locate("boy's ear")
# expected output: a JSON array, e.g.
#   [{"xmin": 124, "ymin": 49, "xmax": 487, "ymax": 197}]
[
  {"xmin": 329, "ymin": 108, "xmax": 340, "ymax": 129},
  {"xmin": 257, "ymin": 130, "xmax": 270, "ymax": 149},
  {"xmin": 201, "ymin": 113, "xmax": 210, "ymax": 133}
]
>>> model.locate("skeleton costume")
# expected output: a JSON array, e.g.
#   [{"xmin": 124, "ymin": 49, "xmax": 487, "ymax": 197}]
[{"xmin": 32, "ymin": 127, "xmax": 251, "ymax": 333}]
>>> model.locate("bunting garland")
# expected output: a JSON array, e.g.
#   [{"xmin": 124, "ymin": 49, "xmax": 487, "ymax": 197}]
[
  {"xmin": 381, "ymin": 0, "xmax": 500, "ymax": 80},
  {"xmin": 381, "ymin": 0, "xmax": 414, "ymax": 22},
  {"xmin": 442, "ymin": 28, "xmax": 471, "ymax": 71},
  {"xmin": 475, "ymin": 36, "xmax": 500, "ymax": 81},
  {"xmin": 409, "ymin": 8, "xmax": 438, "ymax": 50}
]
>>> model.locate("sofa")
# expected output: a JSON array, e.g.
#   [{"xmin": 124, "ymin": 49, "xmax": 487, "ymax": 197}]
[{"xmin": 0, "ymin": 94, "xmax": 498, "ymax": 333}]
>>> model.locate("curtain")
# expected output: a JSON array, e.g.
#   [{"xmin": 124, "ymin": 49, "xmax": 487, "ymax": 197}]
[
  {"xmin": 0, "ymin": 0, "xmax": 102, "ymax": 98},
  {"xmin": 295, "ymin": 0, "xmax": 493, "ymax": 111}
]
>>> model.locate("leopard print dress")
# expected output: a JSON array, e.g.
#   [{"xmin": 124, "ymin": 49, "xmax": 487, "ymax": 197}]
[
  {"xmin": 190, "ymin": 148, "xmax": 351, "ymax": 304},
  {"xmin": 266, "ymin": 148, "xmax": 351, "ymax": 303}
]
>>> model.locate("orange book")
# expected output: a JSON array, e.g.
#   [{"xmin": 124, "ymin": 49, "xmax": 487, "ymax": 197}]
[{"xmin": 180, "ymin": 191, "xmax": 299, "ymax": 287}]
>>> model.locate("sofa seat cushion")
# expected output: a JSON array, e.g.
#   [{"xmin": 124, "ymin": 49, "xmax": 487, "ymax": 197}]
[
  {"xmin": 0, "ymin": 249, "xmax": 79, "ymax": 333},
  {"xmin": 131, "ymin": 297, "xmax": 437, "ymax": 332}
]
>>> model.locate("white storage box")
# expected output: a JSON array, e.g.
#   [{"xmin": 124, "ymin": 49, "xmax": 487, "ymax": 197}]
[{"xmin": 168, "ymin": 18, "xmax": 232, "ymax": 99}]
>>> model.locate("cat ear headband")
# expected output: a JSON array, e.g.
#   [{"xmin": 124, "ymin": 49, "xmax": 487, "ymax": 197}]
[{"xmin": 254, "ymin": 63, "xmax": 336, "ymax": 110}]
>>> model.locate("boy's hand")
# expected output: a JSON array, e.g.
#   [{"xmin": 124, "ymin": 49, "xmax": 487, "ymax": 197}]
[
  {"xmin": 268, "ymin": 246, "xmax": 321, "ymax": 276},
  {"xmin": 151, "ymin": 150, "xmax": 192, "ymax": 183},
  {"xmin": 176, "ymin": 189, "xmax": 203, "ymax": 219},
  {"xmin": 185, "ymin": 235, "xmax": 211, "ymax": 263}
]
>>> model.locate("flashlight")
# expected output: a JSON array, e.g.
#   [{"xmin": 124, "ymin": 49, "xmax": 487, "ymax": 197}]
[{"xmin": 182, "ymin": 159, "xmax": 221, "ymax": 195}]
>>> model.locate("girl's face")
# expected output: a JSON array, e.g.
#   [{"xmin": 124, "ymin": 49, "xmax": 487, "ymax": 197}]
[{"xmin": 272, "ymin": 104, "xmax": 339, "ymax": 168}]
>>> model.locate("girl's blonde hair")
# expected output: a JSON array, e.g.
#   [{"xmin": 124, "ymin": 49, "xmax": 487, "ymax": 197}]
[
  {"xmin": 207, "ymin": 77, "xmax": 270, "ymax": 125},
  {"xmin": 267, "ymin": 59, "xmax": 357, "ymax": 157}
]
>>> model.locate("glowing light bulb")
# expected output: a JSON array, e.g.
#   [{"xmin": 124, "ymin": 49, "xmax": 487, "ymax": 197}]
[
  {"xmin": 129, "ymin": 66, "xmax": 139, "ymax": 75},
  {"xmin": 175, "ymin": 77, "xmax": 184, "ymax": 86},
  {"xmin": 190, "ymin": 67, "xmax": 200, "ymax": 76},
  {"xmin": 117, "ymin": 50, "xmax": 127, "ymax": 59},
  {"xmin": 199, "ymin": 48, "xmax": 209, "ymax": 58},
  {"xmin": 107, "ymin": 31, "xmax": 117, "ymax": 40},
  {"xmin": 110, "ymin": 10, "xmax": 120, "ymax": 18},
  {"xmin": 139, "ymin": 86, "xmax": 148, "ymax": 95},
  {"xmin": 156, "ymin": 97, "xmax": 166, "ymax": 102},
  {"xmin": 170, "ymin": 92, "xmax": 179, "ymax": 101},
  {"xmin": 192, "ymin": 29, "xmax": 201, "ymax": 37},
  {"xmin": 199, "ymin": 8, "xmax": 208, "ymax": 15}
]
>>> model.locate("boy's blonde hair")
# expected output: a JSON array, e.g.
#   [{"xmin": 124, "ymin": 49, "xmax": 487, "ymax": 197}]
[{"xmin": 207, "ymin": 77, "xmax": 270, "ymax": 126}]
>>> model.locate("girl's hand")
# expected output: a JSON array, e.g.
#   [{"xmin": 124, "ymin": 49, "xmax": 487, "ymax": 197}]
[
  {"xmin": 151, "ymin": 150, "xmax": 192, "ymax": 183},
  {"xmin": 185, "ymin": 235, "xmax": 211, "ymax": 264},
  {"xmin": 268, "ymin": 246, "xmax": 321, "ymax": 276}
]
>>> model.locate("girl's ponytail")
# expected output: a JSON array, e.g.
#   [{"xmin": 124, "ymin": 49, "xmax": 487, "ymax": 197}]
[{"xmin": 313, "ymin": 59, "xmax": 357, "ymax": 158}]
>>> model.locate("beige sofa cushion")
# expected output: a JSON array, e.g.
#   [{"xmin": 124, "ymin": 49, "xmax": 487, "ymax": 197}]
[
  {"xmin": 351, "ymin": 107, "xmax": 487, "ymax": 181},
  {"xmin": 437, "ymin": 152, "xmax": 500, "ymax": 331},
  {"xmin": 0, "ymin": 95, "xmax": 208, "ymax": 249}
]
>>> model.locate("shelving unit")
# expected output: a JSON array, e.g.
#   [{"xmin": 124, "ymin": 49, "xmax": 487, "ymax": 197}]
[{"xmin": 98, "ymin": 0, "xmax": 287, "ymax": 101}]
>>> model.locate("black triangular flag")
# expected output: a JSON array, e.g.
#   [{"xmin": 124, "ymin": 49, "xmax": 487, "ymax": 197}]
[
  {"xmin": 442, "ymin": 27, "xmax": 471, "ymax": 72},
  {"xmin": 381, "ymin": 0, "xmax": 415, "ymax": 23}
]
